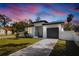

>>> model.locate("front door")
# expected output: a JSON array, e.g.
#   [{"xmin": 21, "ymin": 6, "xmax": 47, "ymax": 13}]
[{"xmin": 35, "ymin": 26, "xmax": 43, "ymax": 37}]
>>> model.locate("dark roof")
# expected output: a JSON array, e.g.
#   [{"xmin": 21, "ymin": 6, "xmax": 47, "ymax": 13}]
[
  {"xmin": 33, "ymin": 20, "xmax": 48, "ymax": 23},
  {"xmin": 26, "ymin": 24, "xmax": 34, "ymax": 27},
  {"xmin": 26, "ymin": 21, "xmax": 64, "ymax": 27},
  {"xmin": 43, "ymin": 22, "xmax": 64, "ymax": 25}
]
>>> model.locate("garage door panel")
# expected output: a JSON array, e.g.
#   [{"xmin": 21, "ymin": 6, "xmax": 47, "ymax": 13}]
[{"xmin": 47, "ymin": 28, "xmax": 59, "ymax": 38}]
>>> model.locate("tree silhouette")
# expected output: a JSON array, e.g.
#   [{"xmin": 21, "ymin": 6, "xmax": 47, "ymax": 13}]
[
  {"xmin": 12, "ymin": 21, "xmax": 28, "ymax": 38},
  {"xmin": 67, "ymin": 14, "xmax": 74, "ymax": 23},
  {"xmin": 13, "ymin": 21, "xmax": 27, "ymax": 32},
  {"xmin": 0, "ymin": 14, "xmax": 11, "ymax": 27},
  {"xmin": 28, "ymin": 19, "xmax": 33, "ymax": 24},
  {"xmin": 64, "ymin": 14, "xmax": 74, "ymax": 31},
  {"xmin": 0, "ymin": 14, "xmax": 11, "ymax": 35},
  {"xmin": 36, "ymin": 16, "xmax": 41, "ymax": 21}
]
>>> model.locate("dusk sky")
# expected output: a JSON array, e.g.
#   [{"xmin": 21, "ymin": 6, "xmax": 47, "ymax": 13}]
[{"xmin": 0, "ymin": 3, "xmax": 79, "ymax": 23}]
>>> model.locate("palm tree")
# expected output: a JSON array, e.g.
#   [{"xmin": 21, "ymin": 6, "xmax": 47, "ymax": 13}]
[
  {"xmin": 67, "ymin": 14, "xmax": 74, "ymax": 23},
  {"xmin": 64, "ymin": 14, "xmax": 74, "ymax": 31}
]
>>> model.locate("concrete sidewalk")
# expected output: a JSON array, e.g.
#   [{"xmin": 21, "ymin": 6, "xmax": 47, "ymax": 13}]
[{"xmin": 9, "ymin": 39, "xmax": 58, "ymax": 56}]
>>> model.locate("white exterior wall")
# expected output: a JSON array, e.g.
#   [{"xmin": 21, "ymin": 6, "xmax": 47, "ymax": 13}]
[
  {"xmin": 0, "ymin": 29, "xmax": 5, "ymax": 35},
  {"xmin": 33, "ymin": 22, "xmax": 44, "ymax": 38},
  {"xmin": 28, "ymin": 27, "xmax": 33, "ymax": 34},
  {"xmin": 74, "ymin": 34, "xmax": 79, "ymax": 46},
  {"xmin": 32, "ymin": 27, "xmax": 35, "ymax": 37},
  {"xmin": 7, "ymin": 31, "xmax": 12, "ymax": 35},
  {"xmin": 43, "ymin": 26, "xmax": 47, "ymax": 38},
  {"xmin": 0, "ymin": 29, "xmax": 12, "ymax": 35},
  {"xmin": 26, "ymin": 27, "xmax": 35, "ymax": 37},
  {"xmin": 43, "ymin": 24, "xmax": 63, "ymax": 38},
  {"xmin": 25, "ymin": 26, "xmax": 36, "ymax": 37}
]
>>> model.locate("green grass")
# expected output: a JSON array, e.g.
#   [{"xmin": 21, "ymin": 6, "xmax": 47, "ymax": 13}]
[
  {"xmin": 50, "ymin": 39, "xmax": 66, "ymax": 56},
  {"xmin": 50, "ymin": 39, "xmax": 79, "ymax": 56},
  {"xmin": 0, "ymin": 38, "xmax": 40, "ymax": 56}
]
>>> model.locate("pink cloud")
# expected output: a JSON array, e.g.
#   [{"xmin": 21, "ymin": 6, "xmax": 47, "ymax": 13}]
[
  {"xmin": 52, "ymin": 9, "xmax": 68, "ymax": 16},
  {"xmin": 0, "ymin": 8, "xmax": 30, "ymax": 22},
  {"xmin": 25, "ymin": 5, "xmax": 40, "ymax": 14},
  {"xmin": 72, "ymin": 7, "xmax": 79, "ymax": 12},
  {"xmin": 46, "ymin": 5, "xmax": 69, "ymax": 16},
  {"xmin": 62, "ymin": 5, "xmax": 79, "ymax": 12},
  {"xmin": 0, "ymin": 8, "xmax": 14, "ymax": 19},
  {"xmin": 5, "ymin": 5, "xmax": 27, "ymax": 21},
  {"xmin": 9, "ymin": 4, "xmax": 22, "ymax": 11},
  {"xmin": 0, "ymin": 4, "xmax": 42, "ymax": 22},
  {"xmin": 5, "ymin": 4, "xmax": 39, "ymax": 21}
]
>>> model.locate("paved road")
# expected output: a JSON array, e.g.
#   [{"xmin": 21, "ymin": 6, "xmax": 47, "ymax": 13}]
[{"xmin": 9, "ymin": 39, "xmax": 58, "ymax": 56}]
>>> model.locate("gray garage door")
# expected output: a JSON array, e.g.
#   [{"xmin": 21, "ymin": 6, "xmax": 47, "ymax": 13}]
[{"xmin": 47, "ymin": 27, "xmax": 59, "ymax": 39}]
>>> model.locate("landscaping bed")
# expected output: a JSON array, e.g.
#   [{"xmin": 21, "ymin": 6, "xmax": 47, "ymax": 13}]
[
  {"xmin": 0, "ymin": 38, "xmax": 40, "ymax": 56},
  {"xmin": 50, "ymin": 39, "xmax": 66, "ymax": 56},
  {"xmin": 50, "ymin": 39, "xmax": 79, "ymax": 56}
]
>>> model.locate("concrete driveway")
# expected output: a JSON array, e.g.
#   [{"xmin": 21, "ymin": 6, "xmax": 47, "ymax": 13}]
[{"xmin": 9, "ymin": 39, "xmax": 58, "ymax": 56}]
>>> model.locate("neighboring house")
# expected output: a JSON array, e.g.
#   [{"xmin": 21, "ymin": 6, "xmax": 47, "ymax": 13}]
[
  {"xmin": 25, "ymin": 20, "xmax": 64, "ymax": 39},
  {"xmin": 0, "ymin": 27, "xmax": 12, "ymax": 35},
  {"xmin": 0, "ymin": 28, "xmax": 5, "ymax": 35},
  {"xmin": 4, "ymin": 27, "xmax": 13, "ymax": 35}
]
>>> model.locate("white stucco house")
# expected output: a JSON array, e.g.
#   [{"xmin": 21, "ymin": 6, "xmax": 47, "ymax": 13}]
[
  {"xmin": 25, "ymin": 20, "xmax": 64, "ymax": 39},
  {"xmin": 0, "ymin": 27, "xmax": 12, "ymax": 35},
  {"xmin": 0, "ymin": 28, "xmax": 5, "ymax": 35}
]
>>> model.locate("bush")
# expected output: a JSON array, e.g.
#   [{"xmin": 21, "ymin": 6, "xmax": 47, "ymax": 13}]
[{"xmin": 24, "ymin": 31, "xmax": 33, "ymax": 38}]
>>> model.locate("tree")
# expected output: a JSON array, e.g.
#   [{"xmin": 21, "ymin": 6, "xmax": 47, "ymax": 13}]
[
  {"xmin": 0, "ymin": 14, "xmax": 11, "ymax": 35},
  {"xmin": 64, "ymin": 23, "xmax": 73, "ymax": 31},
  {"xmin": 36, "ymin": 16, "xmax": 41, "ymax": 21},
  {"xmin": 74, "ymin": 24, "xmax": 79, "ymax": 32},
  {"xmin": 67, "ymin": 14, "xmax": 74, "ymax": 23},
  {"xmin": 0, "ymin": 14, "xmax": 11, "ymax": 27},
  {"xmin": 12, "ymin": 21, "xmax": 28, "ymax": 32},
  {"xmin": 64, "ymin": 14, "xmax": 74, "ymax": 31},
  {"xmin": 28, "ymin": 19, "xmax": 33, "ymax": 24},
  {"xmin": 12, "ymin": 21, "xmax": 28, "ymax": 38}
]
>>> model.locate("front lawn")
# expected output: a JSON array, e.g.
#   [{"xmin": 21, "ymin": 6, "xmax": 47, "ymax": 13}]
[{"xmin": 0, "ymin": 38, "xmax": 40, "ymax": 56}]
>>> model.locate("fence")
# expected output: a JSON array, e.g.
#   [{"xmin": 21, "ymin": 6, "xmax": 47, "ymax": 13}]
[
  {"xmin": 59, "ymin": 31, "xmax": 79, "ymax": 46},
  {"xmin": 59, "ymin": 31, "xmax": 75, "ymax": 40}
]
